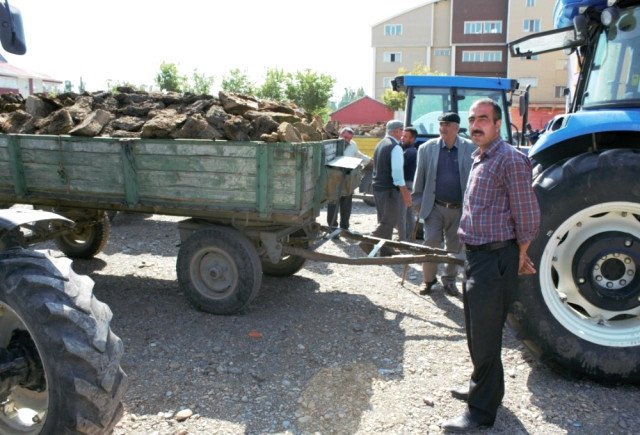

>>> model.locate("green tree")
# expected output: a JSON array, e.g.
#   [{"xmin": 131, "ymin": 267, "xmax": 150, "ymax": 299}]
[
  {"xmin": 382, "ymin": 88, "xmax": 406, "ymax": 111},
  {"xmin": 221, "ymin": 68, "xmax": 255, "ymax": 95},
  {"xmin": 78, "ymin": 77, "xmax": 85, "ymax": 93},
  {"xmin": 285, "ymin": 69, "xmax": 335, "ymax": 117},
  {"xmin": 63, "ymin": 80, "xmax": 73, "ymax": 93},
  {"xmin": 256, "ymin": 68, "xmax": 289, "ymax": 101},
  {"xmin": 155, "ymin": 62, "xmax": 187, "ymax": 92},
  {"xmin": 337, "ymin": 87, "xmax": 366, "ymax": 109},
  {"xmin": 189, "ymin": 69, "xmax": 214, "ymax": 95}
]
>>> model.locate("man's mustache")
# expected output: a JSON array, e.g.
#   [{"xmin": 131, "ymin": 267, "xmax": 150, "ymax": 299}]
[{"xmin": 471, "ymin": 130, "xmax": 483, "ymax": 135}]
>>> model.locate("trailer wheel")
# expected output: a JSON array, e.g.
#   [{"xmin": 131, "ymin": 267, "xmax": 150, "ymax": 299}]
[
  {"xmin": 0, "ymin": 248, "xmax": 127, "ymax": 434},
  {"xmin": 261, "ymin": 231, "xmax": 308, "ymax": 277},
  {"xmin": 262, "ymin": 254, "xmax": 307, "ymax": 277},
  {"xmin": 510, "ymin": 150, "xmax": 640, "ymax": 383},
  {"xmin": 54, "ymin": 212, "xmax": 110, "ymax": 259},
  {"xmin": 177, "ymin": 227, "xmax": 262, "ymax": 314},
  {"xmin": 359, "ymin": 169, "xmax": 376, "ymax": 207}
]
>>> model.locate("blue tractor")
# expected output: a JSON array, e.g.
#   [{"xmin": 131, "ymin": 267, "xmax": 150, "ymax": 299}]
[{"xmin": 508, "ymin": 0, "xmax": 640, "ymax": 384}]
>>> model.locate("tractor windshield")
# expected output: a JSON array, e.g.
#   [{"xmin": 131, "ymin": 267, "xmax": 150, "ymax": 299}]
[
  {"xmin": 582, "ymin": 6, "xmax": 640, "ymax": 108},
  {"xmin": 410, "ymin": 86, "xmax": 510, "ymax": 140}
]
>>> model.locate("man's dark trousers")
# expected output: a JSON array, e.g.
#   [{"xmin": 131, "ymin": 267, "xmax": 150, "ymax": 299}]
[
  {"xmin": 463, "ymin": 243, "xmax": 519, "ymax": 424},
  {"xmin": 327, "ymin": 195, "xmax": 353, "ymax": 229}
]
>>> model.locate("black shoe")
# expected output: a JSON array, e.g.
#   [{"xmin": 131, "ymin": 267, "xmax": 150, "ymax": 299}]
[
  {"xmin": 443, "ymin": 282, "xmax": 459, "ymax": 296},
  {"xmin": 419, "ymin": 278, "xmax": 438, "ymax": 295},
  {"xmin": 450, "ymin": 386, "xmax": 469, "ymax": 401},
  {"xmin": 441, "ymin": 412, "xmax": 493, "ymax": 433}
]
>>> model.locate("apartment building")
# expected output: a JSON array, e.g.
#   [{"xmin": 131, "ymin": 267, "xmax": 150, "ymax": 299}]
[
  {"xmin": 372, "ymin": 0, "xmax": 568, "ymax": 128},
  {"xmin": 507, "ymin": 0, "xmax": 569, "ymax": 128}
]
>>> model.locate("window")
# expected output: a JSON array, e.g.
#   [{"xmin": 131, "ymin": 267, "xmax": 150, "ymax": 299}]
[
  {"xmin": 555, "ymin": 86, "xmax": 566, "ymax": 98},
  {"xmin": 462, "ymin": 50, "xmax": 503, "ymax": 62},
  {"xmin": 383, "ymin": 77, "xmax": 394, "ymax": 88},
  {"xmin": 526, "ymin": 0, "xmax": 535, "ymax": 6},
  {"xmin": 523, "ymin": 19, "xmax": 541, "ymax": 32},
  {"xmin": 464, "ymin": 21, "xmax": 483, "ymax": 34},
  {"xmin": 556, "ymin": 59, "xmax": 568, "ymax": 70},
  {"xmin": 434, "ymin": 48, "xmax": 451, "ymax": 56},
  {"xmin": 519, "ymin": 77, "xmax": 539, "ymax": 88},
  {"xmin": 384, "ymin": 24, "xmax": 402, "ymax": 36},
  {"xmin": 464, "ymin": 21, "xmax": 502, "ymax": 34},
  {"xmin": 483, "ymin": 21, "xmax": 502, "ymax": 34},
  {"xmin": 383, "ymin": 52, "xmax": 402, "ymax": 63}
]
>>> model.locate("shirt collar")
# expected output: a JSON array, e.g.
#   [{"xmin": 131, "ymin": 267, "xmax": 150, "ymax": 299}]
[
  {"xmin": 471, "ymin": 137, "xmax": 502, "ymax": 159},
  {"xmin": 439, "ymin": 136, "xmax": 459, "ymax": 150}
]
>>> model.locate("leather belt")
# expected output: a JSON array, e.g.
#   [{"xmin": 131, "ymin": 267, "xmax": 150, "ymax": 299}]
[
  {"xmin": 434, "ymin": 198, "xmax": 461, "ymax": 209},
  {"xmin": 465, "ymin": 239, "xmax": 516, "ymax": 252}
]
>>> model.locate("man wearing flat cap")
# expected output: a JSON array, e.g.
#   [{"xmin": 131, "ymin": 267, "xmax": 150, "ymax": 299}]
[
  {"xmin": 412, "ymin": 112, "xmax": 475, "ymax": 295},
  {"xmin": 361, "ymin": 119, "xmax": 412, "ymax": 256}
]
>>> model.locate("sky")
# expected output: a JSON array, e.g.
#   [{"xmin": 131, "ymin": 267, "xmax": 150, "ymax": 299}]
[{"xmin": 4, "ymin": 0, "xmax": 428, "ymax": 102}]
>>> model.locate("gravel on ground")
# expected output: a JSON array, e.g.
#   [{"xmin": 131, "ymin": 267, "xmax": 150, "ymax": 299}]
[{"xmin": 53, "ymin": 201, "xmax": 639, "ymax": 434}]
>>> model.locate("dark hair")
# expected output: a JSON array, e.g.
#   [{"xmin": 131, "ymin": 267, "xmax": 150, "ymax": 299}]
[
  {"xmin": 473, "ymin": 98, "xmax": 502, "ymax": 121},
  {"xmin": 403, "ymin": 127, "xmax": 418, "ymax": 137}
]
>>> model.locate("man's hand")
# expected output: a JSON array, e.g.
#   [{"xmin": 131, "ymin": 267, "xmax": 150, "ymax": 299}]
[
  {"xmin": 517, "ymin": 241, "xmax": 535, "ymax": 275},
  {"xmin": 518, "ymin": 252, "xmax": 536, "ymax": 275},
  {"xmin": 400, "ymin": 186, "xmax": 412, "ymax": 207}
]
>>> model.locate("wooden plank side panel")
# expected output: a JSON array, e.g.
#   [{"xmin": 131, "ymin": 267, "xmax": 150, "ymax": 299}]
[
  {"xmin": 299, "ymin": 151, "xmax": 318, "ymax": 212},
  {"xmin": 134, "ymin": 141, "xmax": 259, "ymax": 208},
  {"xmin": 9, "ymin": 136, "xmax": 126, "ymax": 197},
  {"xmin": 271, "ymin": 144, "xmax": 304, "ymax": 209},
  {"xmin": 0, "ymin": 135, "xmax": 329, "ymax": 221},
  {"xmin": 134, "ymin": 140, "xmax": 258, "ymax": 159},
  {"xmin": 0, "ymin": 161, "xmax": 12, "ymax": 188}
]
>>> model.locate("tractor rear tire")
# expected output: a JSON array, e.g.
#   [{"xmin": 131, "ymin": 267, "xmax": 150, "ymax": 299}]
[
  {"xmin": 510, "ymin": 150, "xmax": 640, "ymax": 384},
  {"xmin": 0, "ymin": 248, "xmax": 127, "ymax": 433}
]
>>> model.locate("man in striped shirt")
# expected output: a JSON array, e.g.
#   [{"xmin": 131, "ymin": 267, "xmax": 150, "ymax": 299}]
[{"xmin": 442, "ymin": 98, "xmax": 540, "ymax": 432}]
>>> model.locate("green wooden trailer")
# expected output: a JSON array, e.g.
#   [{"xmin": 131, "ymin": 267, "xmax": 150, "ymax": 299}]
[{"xmin": 0, "ymin": 133, "xmax": 461, "ymax": 314}]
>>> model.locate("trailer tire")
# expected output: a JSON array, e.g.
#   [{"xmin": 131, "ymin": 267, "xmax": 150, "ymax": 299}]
[
  {"xmin": 262, "ymin": 254, "xmax": 307, "ymax": 277},
  {"xmin": 54, "ymin": 212, "xmax": 110, "ymax": 259},
  {"xmin": 509, "ymin": 150, "xmax": 640, "ymax": 384},
  {"xmin": 0, "ymin": 248, "xmax": 127, "ymax": 434},
  {"xmin": 177, "ymin": 226, "xmax": 262, "ymax": 314},
  {"xmin": 359, "ymin": 169, "xmax": 376, "ymax": 207}
]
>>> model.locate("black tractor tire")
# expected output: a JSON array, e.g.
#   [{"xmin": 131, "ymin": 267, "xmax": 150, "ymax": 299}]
[
  {"xmin": 54, "ymin": 213, "xmax": 110, "ymax": 259},
  {"xmin": 0, "ymin": 247, "xmax": 127, "ymax": 433},
  {"xmin": 509, "ymin": 149, "xmax": 640, "ymax": 384},
  {"xmin": 177, "ymin": 226, "xmax": 262, "ymax": 314}
]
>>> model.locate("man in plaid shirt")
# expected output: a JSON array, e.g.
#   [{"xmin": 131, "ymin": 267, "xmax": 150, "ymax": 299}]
[{"xmin": 442, "ymin": 98, "xmax": 541, "ymax": 432}]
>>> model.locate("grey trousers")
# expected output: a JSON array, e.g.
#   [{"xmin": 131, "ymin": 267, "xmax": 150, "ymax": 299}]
[
  {"xmin": 422, "ymin": 203, "xmax": 465, "ymax": 284},
  {"xmin": 372, "ymin": 188, "xmax": 403, "ymax": 242},
  {"xmin": 398, "ymin": 181, "xmax": 415, "ymax": 241}
]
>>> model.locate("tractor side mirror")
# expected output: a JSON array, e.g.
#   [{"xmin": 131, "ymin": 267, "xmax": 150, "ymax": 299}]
[{"xmin": 0, "ymin": 1, "xmax": 26, "ymax": 55}]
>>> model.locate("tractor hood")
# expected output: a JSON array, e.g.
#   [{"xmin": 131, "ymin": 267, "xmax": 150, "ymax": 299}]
[{"xmin": 529, "ymin": 109, "xmax": 640, "ymax": 158}]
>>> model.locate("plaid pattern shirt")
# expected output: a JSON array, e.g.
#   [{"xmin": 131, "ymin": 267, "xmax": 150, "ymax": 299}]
[{"xmin": 458, "ymin": 138, "xmax": 540, "ymax": 246}]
